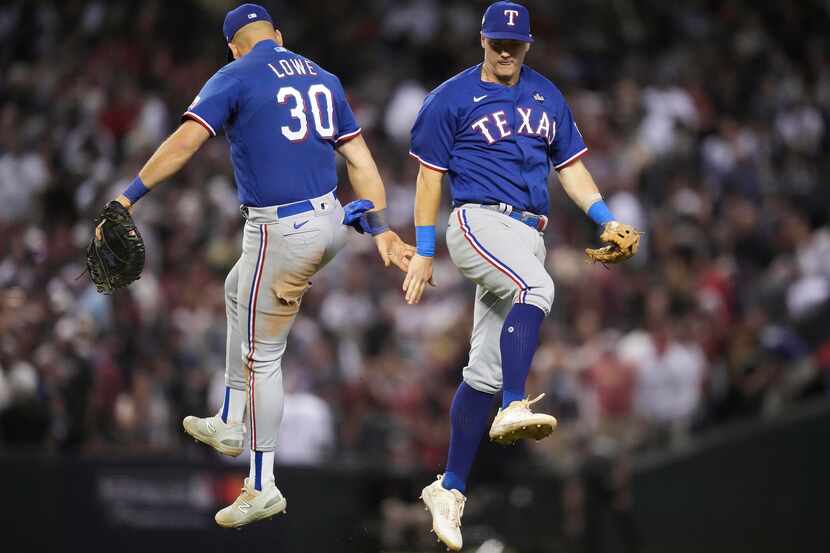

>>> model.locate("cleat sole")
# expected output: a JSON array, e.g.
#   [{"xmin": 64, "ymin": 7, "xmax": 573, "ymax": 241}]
[{"xmin": 489, "ymin": 418, "xmax": 557, "ymax": 445}]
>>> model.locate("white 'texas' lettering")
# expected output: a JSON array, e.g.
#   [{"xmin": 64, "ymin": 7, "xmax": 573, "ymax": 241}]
[
  {"xmin": 492, "ymin": 111, "xmax": 512, "ymax": 138},
  {"xmin": 516, "ymin": 107, "xmax": 533, "ymax": 134},
  {"xmin": 471, "ymin": 116, "xmax": 496, "ymax": 144},
  {"xmin": 473, "ymin": 106, "xmax": 559, "ymax": 145},
  {"xmin": 536, "ymin": 111, "xmax": 550, "ymax": 142}
]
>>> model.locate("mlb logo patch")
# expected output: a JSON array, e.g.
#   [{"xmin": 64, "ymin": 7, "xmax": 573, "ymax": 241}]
[
  {"xmin": 248, "ymin": 13, "xmax": 258, "ymax": 19},
  {"xmin": 533, "ymin": 92, "xmax": 545, "ymax": 103}
]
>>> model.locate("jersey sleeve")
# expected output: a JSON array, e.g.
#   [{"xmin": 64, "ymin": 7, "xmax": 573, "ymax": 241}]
[
  {"xmin": 409, "ymin": 91, "xmax": 455, "ymax": 172},
  {"xmin": 332, "ymin": 78, "xmax": 362, "ymax": 144},
  {"xmin": 550, "ymin": 94, "xmax": 588, "ymax": 170},
  {"xmin": 182, "ymin": 69, "xmax": 241, "ymax": 137}
]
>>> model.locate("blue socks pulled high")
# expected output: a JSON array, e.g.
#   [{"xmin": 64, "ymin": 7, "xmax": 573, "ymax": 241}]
[
  {"xmin": 500, "ymin": 303, "xmax": 545, "ymax": 408},
  {"xmin": 442, "ymin": 382, "xmax": 496, "ymax": 493}
]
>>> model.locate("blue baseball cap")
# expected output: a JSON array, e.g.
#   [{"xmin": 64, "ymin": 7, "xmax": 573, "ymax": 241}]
[
  {"xmin": 223, "ymin": 4, "xmax": 274, "ymax": 61},
  {"xmin": 481, "ymin": 1, "xmax": 533, "ymax": 43}
]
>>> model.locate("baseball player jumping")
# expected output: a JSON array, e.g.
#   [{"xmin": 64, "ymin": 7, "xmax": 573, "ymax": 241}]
[
  {"xmin": 403, "ymin": 2, "xmax": 640, "ymax": 549},
  {"xmin": 103, "ymin": 3, "xmax": 413, "ymax": 528}
]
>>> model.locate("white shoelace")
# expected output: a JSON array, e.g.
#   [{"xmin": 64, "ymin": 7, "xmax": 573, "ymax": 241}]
[
  {"xmin": 504, "ymin": 393, "xmax": 546, "ymax": 415},
  {"xmin": 523, "ymin": 393, "xmax": 545, "ymax": 408}
]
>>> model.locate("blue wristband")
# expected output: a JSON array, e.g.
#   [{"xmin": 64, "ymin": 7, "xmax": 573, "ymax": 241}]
[
  {"xmin": 123, "ymin": 176, "xmax": 150, "ymax": 205},
  {"xmin": 415, "ymin": 225, "xmax": 436, "ymax": 257},
  {"xmin": 587, "ymin": 200, "xmax": 614, "ymax": 226}
]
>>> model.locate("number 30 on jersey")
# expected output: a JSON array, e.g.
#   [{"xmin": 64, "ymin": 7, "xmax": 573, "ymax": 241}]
[{"xmin": 277, "ymin": 84, "xmax": 335, "ymax": 142}]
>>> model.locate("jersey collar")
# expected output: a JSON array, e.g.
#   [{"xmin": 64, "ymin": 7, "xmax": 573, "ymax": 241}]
[{"xmin": 252, "ymin": 39, "xmax": 279, "ymax": 53}]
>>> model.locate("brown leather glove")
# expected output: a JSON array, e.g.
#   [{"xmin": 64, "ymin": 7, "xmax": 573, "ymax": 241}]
[{"xmin": 585, "ymin": 221, "xmax": 641, "ymax": 264}]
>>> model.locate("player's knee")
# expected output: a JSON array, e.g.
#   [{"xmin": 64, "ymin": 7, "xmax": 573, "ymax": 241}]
[
  {"xmin": 462, "ymin": 367, "xmax": 501, "ymax": 395},
  {"xmin": 521, "ymin": 276, "xmax": 555, "ymax": 315},
  {"xmin": 224, "ymin": 269, "xmax": 238, "ymax": 301}
]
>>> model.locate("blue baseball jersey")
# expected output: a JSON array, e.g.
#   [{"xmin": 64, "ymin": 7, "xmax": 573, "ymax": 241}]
[
  {"xmin": 183, "ymin": 40, "xmax": 362, "ymax": 207},
  {"xmin": 409, "ymin": 64, "xmax": 587, "ymax": 215}
]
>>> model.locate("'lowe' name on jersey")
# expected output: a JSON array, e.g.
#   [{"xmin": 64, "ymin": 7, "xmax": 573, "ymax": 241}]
[
  {"xmin": 410, "ymin": 64, "xmax": 587, "ymax": 215},
  {"xmin": 183, "ymin": 40, "xmax": 362, "ymax": 207}
]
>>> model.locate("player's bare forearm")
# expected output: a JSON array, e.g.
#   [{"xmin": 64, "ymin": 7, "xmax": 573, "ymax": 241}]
[
  {"xmin": 336, "ymin": 135, "xmax": 387, "ymax": 211},
  {"xmin": 403, "ymin": 164, "xmax": 442, "ymax": 304},
  {"xmin": 558, "ymin": 159, "xmax": 642, "ymax": 262},
  {"xmin": 116, "ymin": 121, "xmax": 209, "ymax": 207},
  {"xmin": 556, "ymin": 159, "xmax": 603, "ymax": 212},
  {"xmin": 337, "ymin": 135, "xmax": 414, "ymax": 272},
  {"xmin": 413, "ymin": 164, "xmax": 443, "ymax": 225}
]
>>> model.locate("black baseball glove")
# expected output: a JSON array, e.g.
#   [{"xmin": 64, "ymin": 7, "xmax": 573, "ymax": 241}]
[{"xmin": 85, "ymin": 201, "xmax": 145, "ymax": 294}]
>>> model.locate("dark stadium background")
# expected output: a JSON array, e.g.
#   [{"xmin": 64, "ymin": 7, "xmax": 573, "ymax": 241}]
[{"xmin": 1, "ymin": 1, "xmax": 829, "ymax": 552}]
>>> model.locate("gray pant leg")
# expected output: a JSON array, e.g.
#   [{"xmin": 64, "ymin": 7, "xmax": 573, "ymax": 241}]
[
  {"xmin": 238, "ymin": 202, "xmax": 345, "ymax": 452},
  {"xmin": 224, "ymin": 259, "xmax": 247, "ymax": 391},
  {"xmin": 447, "ymin": 207, "xmax": 553, "ymax": 394},
  {"xmin": 463, "ymin": 285, "xmax": 512, "ymax": 394}
]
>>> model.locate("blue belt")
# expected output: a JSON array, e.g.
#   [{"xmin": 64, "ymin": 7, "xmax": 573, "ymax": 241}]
[
  {"xmin": 508, "ymin": 210, "xmax": 548, "ymax": 232},
  {"xmin": 476, "ymin": 203, "xmax": 548, "ymax": 231},
  {"xmin": 242, "ymin": 190, "xmax": 338, "ymax": 220},
  {"xmin": 276, "ymin": 199, "xmax": 315, "ymax": 218}
]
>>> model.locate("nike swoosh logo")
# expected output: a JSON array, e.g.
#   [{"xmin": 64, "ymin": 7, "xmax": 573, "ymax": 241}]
[
  {"xmin": 293, "ymin": 220, "xmax": 309, "ymax": 229},
  {"xmin": 473, "ymin": 95, "xmax": 488, "ymax": 103}
]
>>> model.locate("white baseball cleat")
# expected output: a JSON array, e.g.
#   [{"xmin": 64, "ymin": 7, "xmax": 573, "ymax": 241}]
[
  {"xmin": 420, "ymin": 475, "xmax": 466, "ymax": 551},
  {"xmin": 488, "ymin": 394, "xmax": 557, "ymax": 445},
  {"xmin": 182, "ymin": 414, "xmax": 244, "ymax": 457},
  {"xmin": 215, "ymin": 477, "xmax": 287, "ymax": 528}
]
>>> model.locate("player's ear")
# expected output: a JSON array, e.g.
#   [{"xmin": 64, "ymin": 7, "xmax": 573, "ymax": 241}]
[
  {"xmin": 274, "ymin": 28, "xmax": 284, "ymax": 47},
  {"xmin": 480, "ymin": 33, "xmax": 486, "ymax": 50},
  {"xmin": 228, "ymin": 42, "xmax": 241, "ymax": 60}
]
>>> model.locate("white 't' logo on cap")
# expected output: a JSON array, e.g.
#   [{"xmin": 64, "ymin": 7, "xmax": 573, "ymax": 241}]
[{"xmin": 504, "ymin": 9, "xmax": 519, "ymax": 26}]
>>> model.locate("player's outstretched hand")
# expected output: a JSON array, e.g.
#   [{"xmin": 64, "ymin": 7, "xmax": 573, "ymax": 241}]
[
  {"xmin": 375, "ymin": 230, "xmax": 415, "ymax": 272},
  {"xmin": 402, "ymin": 254, "xmax": 435, "ymax": 305}
]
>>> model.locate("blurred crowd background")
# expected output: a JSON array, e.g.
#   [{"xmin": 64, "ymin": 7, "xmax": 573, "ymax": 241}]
[{"xmin": 1, "ymin": 0, "xmax": 829, "ymax": 483}]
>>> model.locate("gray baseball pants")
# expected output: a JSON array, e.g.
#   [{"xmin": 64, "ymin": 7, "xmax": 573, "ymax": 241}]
[
  {"xmin": 445, "ymin": 205, "xmax": 555, "ymax": 395},
  {"xmin": 224, "ymin": 189, "xmax": 346, "ymax": 451}
]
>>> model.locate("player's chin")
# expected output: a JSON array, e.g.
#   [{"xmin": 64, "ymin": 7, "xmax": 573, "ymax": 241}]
[{"xmin": 496, "ymin": 62, "xmax": 517, "ymax": 75}]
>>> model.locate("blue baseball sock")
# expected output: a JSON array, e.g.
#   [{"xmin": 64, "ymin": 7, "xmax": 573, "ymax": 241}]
[
  {"xmin": 442, "ymin": 382, "xmax": 496, "ymax": 493},
  {"xmin": 500, "ymin": 303, "xmax": 545, "ymax": 408}
]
